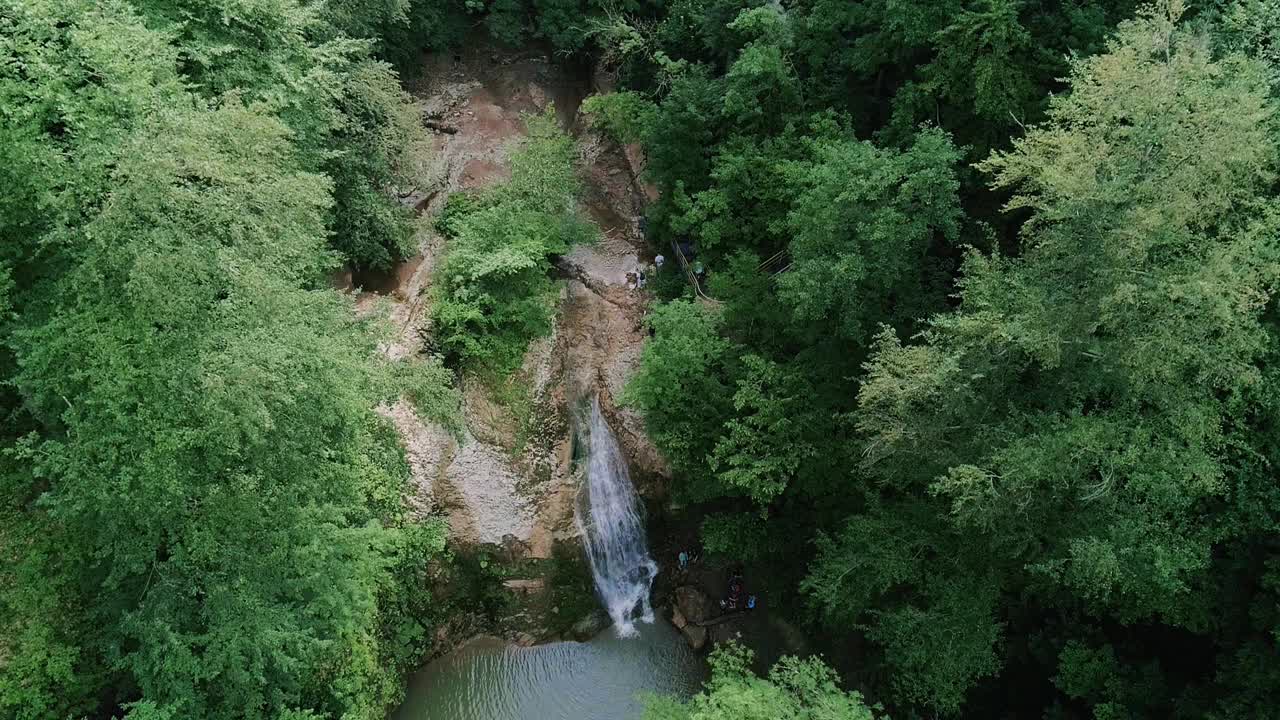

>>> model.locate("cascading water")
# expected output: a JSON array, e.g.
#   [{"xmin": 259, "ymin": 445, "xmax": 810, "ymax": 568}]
[{"xmin": 573, "ymin": 398, "xmax": 658, "ymax": 637}]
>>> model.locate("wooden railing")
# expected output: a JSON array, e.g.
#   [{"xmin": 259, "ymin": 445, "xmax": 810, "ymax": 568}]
[
  {"xmin": 666, "ymin": 245, "xmax": 789, "ymax": 302},
  {"xmin": 671, "ymin": 240, "xmax": 719, "ymax": 304},
  {"xmin": 757, "ymin": 249, "xmax": 792, "ymax": 276}
]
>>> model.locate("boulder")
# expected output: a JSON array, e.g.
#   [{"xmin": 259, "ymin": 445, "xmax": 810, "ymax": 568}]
[
  {"xmin": 673, "ymin": 585, "xmax": 712, "ymax": 625},
  {"xmin": 672, "ymin": 585, "xmax": 713, "ymax": 651},
  {"xmin": 683, "ymin": 624, "xmax": 708, "ymax": 651},
  {"xmin": 570, "ymin": 608, "xmax": 612, "ymax": 641},
  {"xmin": 670, "ymin": 604, "xmax": 687, "ymax": 630}
]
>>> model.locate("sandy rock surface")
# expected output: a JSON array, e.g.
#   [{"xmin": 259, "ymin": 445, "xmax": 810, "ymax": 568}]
[{"xmin": 345, "ymin": 45, "xmax": 668, "ymax": 553}]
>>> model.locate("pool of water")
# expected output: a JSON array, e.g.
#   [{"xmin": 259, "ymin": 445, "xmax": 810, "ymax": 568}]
[{"xmin": 394, "ymin": 618, "xmax": 707, "ymax": 720}]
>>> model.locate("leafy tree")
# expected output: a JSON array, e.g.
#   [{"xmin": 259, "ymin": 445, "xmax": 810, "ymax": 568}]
[
  {"xmin": 709, "ymin": 355, "xmax": 817, "ymax": 505},
  {"xmin": 644, "ymin": 643, "xmax": 880, "ymax": 720},
  {"xmin": 790, "ymin": 0, "xmax": 1135, "ymax": 152},
  {"xmin": 326, "ymin": 59, "xmax": 431, "ymax": 271},
  {"xmin": 778, "ymin": 126, "xmax": 961, "ymax": 341},
  {"xmin": 0, "ymin": 2, "xmax": 460, "ymax": 717},
  {"xmin": 430, "ymin": 109, "xmax": 593, "ymax": 370},
  {"xmin": 623, "ymin": 299, "xmax": 736, "ymax": 495},
  {"xmin": 130, "ymin": 0, "xmax": 435, "ymax": 271},
  {"xmin": 807, "ymin": 4, "xmax": 1280, "ymax": 714}
]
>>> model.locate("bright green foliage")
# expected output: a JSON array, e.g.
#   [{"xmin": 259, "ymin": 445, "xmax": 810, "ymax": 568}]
[
  {"xmin": 644, "ymin": 643, "xmax": 880, "ymax": 720},
  {"xmin": 430, "ymin": 109, "xmax": 593, "ymax": 370},
  {"xmin": 0, "ymin": 0, "xmax": 181, "ymax": 268},
  {"xmin": 623, "ymin": 300, "xmax": 736, "ymax": 495},
  {"xmin": 803, "ymin": 504, "xmax": 1004, "ymax": 715},
  {"xmin": 720, "ymin": 17, "xmax": 799, "ymax": 133},
  {"xmin": 319, "ymin": 0, "xmax": 412, "ymax": 43},
  {"xmin": 130, "ymin": 0, "xmax": 434, "ymax": 271},
  {"xmin": 955, "ymin": 6, "xmax": 1272, "ymax": 614},
  {"xmin": 779, "ymin": 128, "xmax": 961, "ymax": 340},
  {"xmin": 581, "ymin": 90, "xmax": 657, "ymax": 145},
  {"xmin": 709, "ymin": 355, "xmax": 817, "ymax": 505},
  {"xmin": 0, "ymin": 1, "xmax": 459, "ymax": 717},
  {"xmin": 1217, "ymin": 0, "xmax": 1280, "ymax": 92}
]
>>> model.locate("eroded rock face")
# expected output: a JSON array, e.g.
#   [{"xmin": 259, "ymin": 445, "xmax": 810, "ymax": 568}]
[
  {"xmin": 352, "ymin": 46, "xmax": 669, "ymax": 560},
  {"xmin": 348, "ymin": 54, "xmax": 675, "ymax": 661}
]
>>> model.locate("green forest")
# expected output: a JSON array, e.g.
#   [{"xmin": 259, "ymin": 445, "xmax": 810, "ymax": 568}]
[{"xmin": 3, "ymin": 0, "xmax": 1280, "ymax": 718}]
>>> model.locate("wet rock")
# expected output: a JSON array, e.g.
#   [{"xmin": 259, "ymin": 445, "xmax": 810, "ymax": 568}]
[
  {"xmin": 670, "ymin": 604, "xmax": 687, "ymax": 630},
  {"xmin": 683, "ymin": 624, "xmax": 708, "ymax": 651},
  {"xmin": 570, "ymin": 608, "xmax": 612, "ymax": 641},
  {"xmin": 672, "ymin": 585, "xmax": 713, "ymax": 651},
  {"xmin": 673, "ymin": 585, "xmax": 711, "ymax": 625}
]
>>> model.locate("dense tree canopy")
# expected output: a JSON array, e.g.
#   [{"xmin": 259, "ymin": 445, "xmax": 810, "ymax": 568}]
[
  {"xmin": 603, "ymin": 0, "xmax": 1280, "ymax": 717},
  {"xmin": 0, "ymin": 1, "xmax": 458, "ymax": 717},
  {"xmin": 6, "ymin": 0, "xmax": 1280, "ymax": 717}
]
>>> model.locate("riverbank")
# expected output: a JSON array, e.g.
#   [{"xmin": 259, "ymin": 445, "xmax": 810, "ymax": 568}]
[{"xmin": 647, "ymin": 507, "xmax": 813, "ymax": 674}]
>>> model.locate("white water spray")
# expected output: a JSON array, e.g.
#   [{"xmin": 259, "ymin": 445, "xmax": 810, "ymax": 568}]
[{"xmin": 574, "ymin": 398, "xmax": 658, "ymax": 637}]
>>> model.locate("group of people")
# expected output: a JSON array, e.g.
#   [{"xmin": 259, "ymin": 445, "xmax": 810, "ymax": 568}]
[
  {"xmin": 720, "ymin": 571, "xmax": 756, "ymax": 612},
  {"xmin": 625, "ymin": 267, "xmax": 647, "ymax": 290},
  {"xmin": 676, "ymin": 549, "xmax": 759, "ymax": 614},
  {"xmin": 675, "ymin": 240, "xmax": 707, "ymax": 284}
]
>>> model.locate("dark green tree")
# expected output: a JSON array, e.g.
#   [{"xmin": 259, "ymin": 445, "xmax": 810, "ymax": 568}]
[{"xmin": 809, "ymin": 4, "xmax": 1280, "ymax": 714}]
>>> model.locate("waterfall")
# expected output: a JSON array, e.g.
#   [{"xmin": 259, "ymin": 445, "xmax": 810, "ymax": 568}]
[{"xmin": 574, "ymin": 398, "xmax": 658, "ymax": 637}]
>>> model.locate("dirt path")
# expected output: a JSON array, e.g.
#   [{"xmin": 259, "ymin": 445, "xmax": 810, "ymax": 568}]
[{"xmin": 346, "ymin": 45, "xmax": 666, "ymax": 555}]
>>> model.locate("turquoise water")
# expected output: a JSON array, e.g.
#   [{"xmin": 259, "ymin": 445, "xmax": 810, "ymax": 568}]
[{"xmin": 394, "ymin": 619, "xmax": 706, "ymax": 720}]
